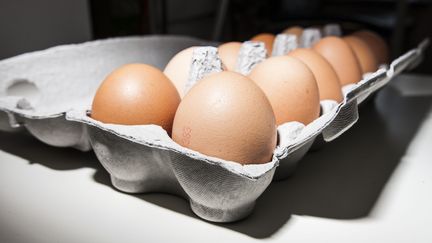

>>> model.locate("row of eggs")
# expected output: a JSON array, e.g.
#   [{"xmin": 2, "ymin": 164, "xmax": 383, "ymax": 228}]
[{"xmin": 91, "ymin": 26, "xmax": 389, "ymax": 165}]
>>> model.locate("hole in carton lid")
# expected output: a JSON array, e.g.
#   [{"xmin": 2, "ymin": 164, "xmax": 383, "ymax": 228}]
[{"xmin": 6, "ymin": 79, "xmax": 40, "ymax": 106}]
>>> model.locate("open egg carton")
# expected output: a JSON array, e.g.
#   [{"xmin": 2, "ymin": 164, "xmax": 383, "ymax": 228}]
[{"xmin": 0, "ymin": 35, "xmax": 428, "ymax": 222}]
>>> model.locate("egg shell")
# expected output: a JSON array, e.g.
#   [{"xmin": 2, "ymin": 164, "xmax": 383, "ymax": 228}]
[
  {"xmin": 288, "ymin": 48, "xmax": 343, "ymax": 102},
  {"xmin": 313, "ymin": 36, "xmax": 362, "ymax": 86},
  {"xmin": 218, "ymin": 42, "xmax": 242, "ymax": 71},
  {"xmin": 163, "ymin": 46, "xmax": 195, "ymax": 97},
  {"xmin": 250, "ymin": 33, "xmax": 275, "ymax": 55},
  {"xmin": 172, "ymin": 71, "xmax": 277, "ymax": 165},
  {"xmin": 344, "ymin": 35, "xmax": 378, "ymax": 73},
  {"xmin": 353, "ymin": 30, "xmax": 389, "ymax": 64},
  {"xmin": 282, "ymin": 26, "xmax": 303, "ymax": 40},
  {"xmin": 91, "ymin": 63, "xmax": 180, "ymax": 133},
  {"xmin": 248, "ymin": 56, "xmax": 320, "ymax": 125}
]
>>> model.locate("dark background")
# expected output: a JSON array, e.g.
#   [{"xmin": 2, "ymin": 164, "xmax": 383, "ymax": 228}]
[{"xmin": 0, "ymin": 0, "xmax": 431, "ymax": 73}]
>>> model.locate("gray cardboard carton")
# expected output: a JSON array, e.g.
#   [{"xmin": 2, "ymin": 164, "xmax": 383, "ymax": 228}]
[{"xmin": 0, "ymin": 35, "xmax": 428, "ymax": 222}]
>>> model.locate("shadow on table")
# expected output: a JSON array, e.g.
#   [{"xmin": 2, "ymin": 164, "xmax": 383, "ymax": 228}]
[
  {"xmin": 1, "ymin": 84, "xmax": 431, "ymax": 239},
  {"xmin": 0, "ymin": 130, "xmax": 100, "ymax": 170}
]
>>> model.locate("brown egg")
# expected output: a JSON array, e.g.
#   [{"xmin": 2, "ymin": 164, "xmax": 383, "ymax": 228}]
[
  {"xmin": 248, "ymin": 56, "xmax": 320, "ymax": 125},
  {"xmin": 172, "ymin": 71, "xmax": 276, "ymax": 164},
  {"xmin": 288, "ymin": 48, "xmax": 343, "ymax": 102},
  {"xmin": 313, "ymin": 36, "xmax": 362, "ymax": 86},
  {"xmin": 282, "ymin": 26, "xmax": 303, "ymax": 40},
  {"xmin": 91, "ymin": 64, "xmax": 181, "ymax": 133},
  {"xmin": 250, "ymin": 33, "xmax": 275, "ymax": 55},
  {"xmin": 353, "ymin": 30, "xmax": 389, "ymax": 64},
  {"xmin": 218, "ymin": 42, "xmax": 242, "ymax": 71},
  {"xmin": 163, "ymin": 47, "xmax": 195, "ymax": 97},
  {"xmin": 344, "ymin": 36, "xmax": 378, "ymax": 73}
]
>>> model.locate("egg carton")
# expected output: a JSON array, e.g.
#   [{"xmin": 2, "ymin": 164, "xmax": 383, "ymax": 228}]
[{"xmin": 0, "ymin": 36, "xmax": 428, "ymax": 222}]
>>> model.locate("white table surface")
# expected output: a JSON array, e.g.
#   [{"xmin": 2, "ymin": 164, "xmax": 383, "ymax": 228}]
[{"xmin": 1, "ymin": 74, "xmax": 431, "ymax": 243}]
